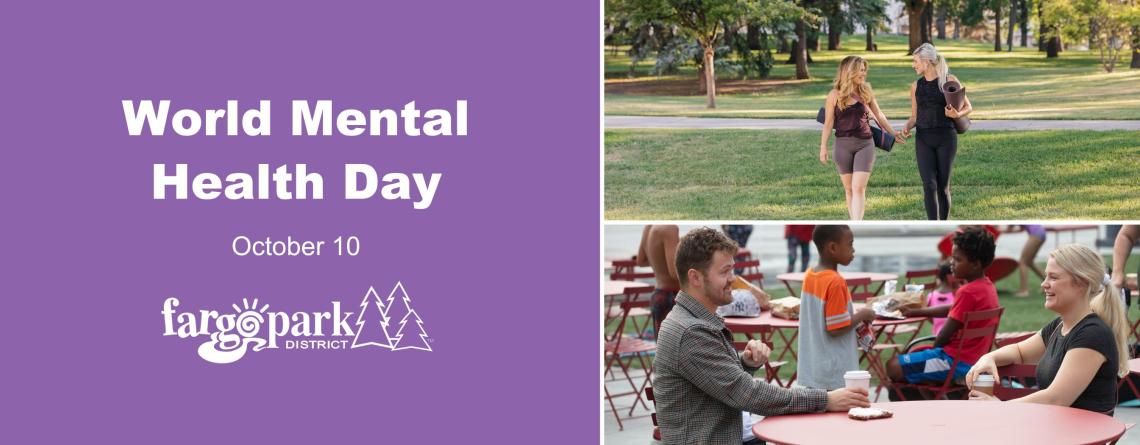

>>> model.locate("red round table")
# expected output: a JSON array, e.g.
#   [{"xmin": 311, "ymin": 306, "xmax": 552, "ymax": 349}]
[
  {"xmin": 776, "ymin": 271, "xmax": 898, "ymax": 296},
  {"xmin": 753, "ymin": 400, "xmax": 1125, "ymax": 445}
]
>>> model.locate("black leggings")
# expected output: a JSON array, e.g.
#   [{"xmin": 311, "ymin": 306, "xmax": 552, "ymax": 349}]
[{"xmin": 915, "ymin": 128, "xmax": 958, "ymax": 220}]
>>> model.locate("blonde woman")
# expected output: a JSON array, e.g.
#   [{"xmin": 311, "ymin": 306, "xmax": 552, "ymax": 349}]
[
  {"xmin": 965, "ymin": 244, "xmax": 1129, "ymax": 415},
  {"xmin": 819, "ymin": 55, "xmax": 902, "ymax": 220},
  {"xmin": 899, "ymin": 43, "xmax": 973, "ymax": 220}
]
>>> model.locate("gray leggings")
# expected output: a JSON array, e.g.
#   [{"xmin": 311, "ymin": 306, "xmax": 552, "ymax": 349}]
[{"xmin": 834, "ymin": 136, "xmax": 876, "ymax": 174}]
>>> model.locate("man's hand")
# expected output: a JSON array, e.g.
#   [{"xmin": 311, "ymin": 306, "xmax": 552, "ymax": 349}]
[
  {"xmin": 742, "ymin": 339, "xmax": 771, "ymax": 368},
  {"xmin": 825, "ymin": 387, "xmax": 871, "ymax": 412}
]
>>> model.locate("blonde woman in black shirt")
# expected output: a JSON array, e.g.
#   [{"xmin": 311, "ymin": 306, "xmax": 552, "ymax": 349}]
[
  {"xmin": 965, "ymin": 244, "xmax": 1130, "ymax": 415},
  {"xmin": 899, "ymin": 43, "xmax": 972, "ymax": 220}
]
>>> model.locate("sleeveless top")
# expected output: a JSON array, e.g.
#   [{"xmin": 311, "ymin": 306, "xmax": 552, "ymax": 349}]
[
  {"xmin": 834, "ymin": 94, "xmax": 871, "ymax": 139},
  {"xmin": 915, "ymin": 77, "xmax": 954, "ymax": 129}
]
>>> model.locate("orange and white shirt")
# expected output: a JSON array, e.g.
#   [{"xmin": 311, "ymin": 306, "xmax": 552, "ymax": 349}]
[{"xmin": 796, "ymin": 268, "xmax": 861, "ymax": 390}]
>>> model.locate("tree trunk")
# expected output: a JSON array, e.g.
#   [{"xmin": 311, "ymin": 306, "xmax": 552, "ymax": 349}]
[
  {"xmin": 923, "ymin": 2, "xmax": 932, "ymax": 44},
  {"xmin": 907, "ymin": 0, "xmax": 926, "ymax": 53},
  {"xmin": 1008, "ymin": 0, "xmax": 1016, "ymax": 51},
  {"xmin": 747, "ymin": 23, "xmax": 762, "ymax": 50},
  {"xmin": 795, "ymin": 20, "xmax": 810, "ymax": 79},
  {"xmin": 703, "ymin": 46, "xmax": 717, "ymax": 108},
  {"xmin": 828, "ymin": 20, "xmax": 843, "ymax": 50},
  {"xmin": 1089, "ymin": 19, "xmax": 1096, "ymax": 49},
  {"xmin": 954, "ymin": 17, "xmax": 961, "ymax": 39},
  {"xmin": 994, "ymin": 0, "xmax": 1003, "ymax": 52},
  {"xmin": 1038, "ymin": 0, "xmax": 1045, "ymax": 51},
  {"xmin": 1020, "ymin": 0, "xmax": 1029, "ymax": 47},
  {"xmin": 866, "ymin": 24, "xmax": 876, "ymax": 51},
  {"xmin": 1132, "ymin": 26, "xmax": 1140, "ymax": 68},
  {"xmin": 936, "ymin": 6, "xmax": 947, "ymax": 40},
  {"xmin": 778, "ymin": 37, "xmax": 789, "ymax": 53},
  {"xmin": 1046, "ymin": 29, "xmax": 1060, "ymax": 57}
]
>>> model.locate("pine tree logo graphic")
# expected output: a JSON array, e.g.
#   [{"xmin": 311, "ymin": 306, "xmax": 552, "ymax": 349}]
[{"xmin": 350, "ymin": 282, "xmax": 432, "ymax": 351}]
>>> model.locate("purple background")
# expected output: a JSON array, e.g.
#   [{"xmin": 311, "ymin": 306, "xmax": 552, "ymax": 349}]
[{"xmin": 3, "ymin": 1, "xmax": 599, "ymax": 443}]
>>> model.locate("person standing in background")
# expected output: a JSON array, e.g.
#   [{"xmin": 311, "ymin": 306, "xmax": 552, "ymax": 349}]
[{"xmin": 786, "ymin": 225, "xmax": 815, "ymax": 273}]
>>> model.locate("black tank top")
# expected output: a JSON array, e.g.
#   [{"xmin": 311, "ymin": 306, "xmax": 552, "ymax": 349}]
[
  {"xmin": 915, "ymin": 77, "xmax": 954, "ymax": 130},
  {"xmin": 834, "ymin": 95, "xmax": 871, "ymax": 139}
]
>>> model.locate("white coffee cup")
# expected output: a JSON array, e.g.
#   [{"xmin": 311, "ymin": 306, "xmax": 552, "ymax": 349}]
[
  {"xmin": 974, "ymin": 373, "xmax": 995, "ymax": 396},
  {"xmin": 844, "ymin": 370, "xmax": 872, "ymax": 393}
]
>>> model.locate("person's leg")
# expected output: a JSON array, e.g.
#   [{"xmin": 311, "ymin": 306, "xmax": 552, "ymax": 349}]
[
  {"xmin": 834, "ymin": 137, "xmax": 856, "ymax": 218},
  {"xmin": 886, "ymin": 356, "xmax": 904, "ymax": 381},
  {"xmin": 849, "ymin": 139, "xmax": 876, "ymax": 220},
  {"xmin": 934, "ymin": 130, "xmax": 958, "ymax": 220},
  {"xmin": 915, "ymin": 131, "xmax": 940, "ymax": 220},
  {"xmin": 850, "ymin": 172, "xmax": 871, "ymax": 220},
  {"xmin": 840, "ymin": 174, "xmax": 854, "ymax": 218},
  {"xmin": 1016, "ymin": 235, "xmax": 1045, "ymax": 297},
  {"xmin": 800, "ymin": 241, "xmax": 811, "ymax": 272},
  {"xmin": 786, "ymin": 236, "xmax": 798, "ymax": 273}
]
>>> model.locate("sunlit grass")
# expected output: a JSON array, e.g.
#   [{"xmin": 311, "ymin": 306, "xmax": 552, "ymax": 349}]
[{"xmin": 604, "ymin": 129, "xmax": 1140, "ymax": 220}]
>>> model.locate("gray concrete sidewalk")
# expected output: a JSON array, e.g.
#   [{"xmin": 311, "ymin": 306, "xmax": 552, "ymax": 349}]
[{"xmin": 606, "ymin": 115, "xmax": 1140, "ymax": 131}]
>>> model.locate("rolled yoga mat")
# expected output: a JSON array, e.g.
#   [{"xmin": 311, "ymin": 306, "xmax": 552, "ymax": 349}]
[{"xmin": 941, "ymin": 80, "xmax": 970, "ymax": 134}]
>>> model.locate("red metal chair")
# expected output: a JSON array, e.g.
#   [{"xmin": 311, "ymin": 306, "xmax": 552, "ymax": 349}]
[
  {"xmin": 847, "ymin": 277, "xmax": 874, "ymax": 302},
  {"xmin": 733, "ymin": 340, "xmax": 788, "ymax": 387},
  {"xmin": 905, "ymin": 268, "xmax": 939, "ymax": 291},
  {"xmin": 993, "ymin": 364, "xmax": 1039, "ymax": 400},
  {"xmin": 606, "ymin": 276, "xmax": 654, "ymax": 339},
  {"xmin": 604, "ymin": 297, "xmax": 657, "ymax": 430},
  {"xmin": 734, "ymin": 260, "xmax": 764, "ymax": 288},
  {"xmin": 888, "ymin": 307, "xmax": 1005, "ymax": 401}
]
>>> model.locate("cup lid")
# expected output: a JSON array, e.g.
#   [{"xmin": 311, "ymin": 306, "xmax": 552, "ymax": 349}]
[
  {"xmin": 844, "ymin": 370, "xmax": 871, "ymax": 378},
  {"xmin": 976, "ymin": 374, "xmax": 996, "ymax": 382}
]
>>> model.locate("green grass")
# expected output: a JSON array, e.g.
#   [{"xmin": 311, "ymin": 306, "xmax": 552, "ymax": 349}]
[
  {"xmin": 605, "ymin": 129, "xmax": 1140, "ymax": 220},
  {"xmin": 605, "ymin": 35, "xmax": 1140, "ymax": 120}
]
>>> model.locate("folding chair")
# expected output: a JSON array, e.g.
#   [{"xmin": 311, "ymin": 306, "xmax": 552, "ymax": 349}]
[
  {"xmin": 905, "ymin": 268, "xmax": 940, "ymax": 291},
  {"xmin": 604, "ymin": 298, "xmax": 657, "ymax": 430},
  {"xmin": 610, "ymin": 258, "xmax": 638, "ymax": 275},
  {"xmin": 733, "ymin": 340, "xmax": 788, "ymax": 387},
  {"xmin": 847, "ymin": 277, "xmax": 874, "ymax": 302},
  {"xmin": 734, "ymin": 260, "xmax": 764, "ymax": 288},
  {"xmin": 606, "ymin": 276, "xmax": 654, "ymax": 339},
  {"xmin": 888, "ymin": 307, "xmax": 1004, "ymax": 401},
  {"xmin": 993, "ymin": 364, "xmax": 1039, "ymax": 400}
]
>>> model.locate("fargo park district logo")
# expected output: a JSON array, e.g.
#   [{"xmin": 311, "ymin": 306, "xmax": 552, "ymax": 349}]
[{"xmin": 161, "ymin": 282, "xmax": 432, "ymax": 364}]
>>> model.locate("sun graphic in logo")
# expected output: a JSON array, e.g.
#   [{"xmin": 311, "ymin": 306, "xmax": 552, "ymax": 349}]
[{"xmin": 232, "ymin": 298, "xmax": 269, "ymax": 339}]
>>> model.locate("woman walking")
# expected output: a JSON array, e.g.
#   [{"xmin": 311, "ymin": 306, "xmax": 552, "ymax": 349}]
[
  {"xmin": 899, "ymin": 43, "xmax": 972, "ymax": 220},
  {"xmin": 819, "ymin": 55, "xmax": 902, "ymax": 220}
]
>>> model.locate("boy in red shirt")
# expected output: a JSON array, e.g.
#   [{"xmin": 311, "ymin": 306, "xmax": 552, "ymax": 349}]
[{"xmin": 886, "ymin": 226, "xmax": 1000, "ymax": 386}]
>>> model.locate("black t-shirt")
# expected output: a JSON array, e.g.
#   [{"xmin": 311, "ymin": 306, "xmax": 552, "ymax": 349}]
[{"xmin": 1037, "ymin": 314, "xmax": 1119, "ymax": 414}]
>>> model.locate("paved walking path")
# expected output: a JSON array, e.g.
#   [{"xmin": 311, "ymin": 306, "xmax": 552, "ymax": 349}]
[{"xmin": 606, "ymin": 116, "xmax": 1140, "ymax": 131}]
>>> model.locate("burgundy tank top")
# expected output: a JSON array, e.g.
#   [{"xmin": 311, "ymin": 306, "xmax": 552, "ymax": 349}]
[{"xmin": 834, "ymin": 94, "xmax": 872, "ymax": 139}]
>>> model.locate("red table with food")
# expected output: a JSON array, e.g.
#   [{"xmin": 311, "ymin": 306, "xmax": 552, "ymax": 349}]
[
  {"xmin": 753, "ymin": 400, "xmax": 1126, "ymax": 445},
  {"xmin": 776, "ymin": 271, "xmax": 899, "ymax": 296}
]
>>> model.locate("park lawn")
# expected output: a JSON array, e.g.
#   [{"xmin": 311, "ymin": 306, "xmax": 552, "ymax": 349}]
[
  {"xmin": 604, "ymin": 34, "xmax": 1140, "ymax": 120},
  {"xmin": 604, "ymin": 129, "xmax": 1140, "ymax": 220}
]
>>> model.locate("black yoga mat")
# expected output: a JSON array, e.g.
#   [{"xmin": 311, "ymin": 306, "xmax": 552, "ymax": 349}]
[{"xmin": 942, "ymin": 80, "xmax": 970, "ymax": 134}]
